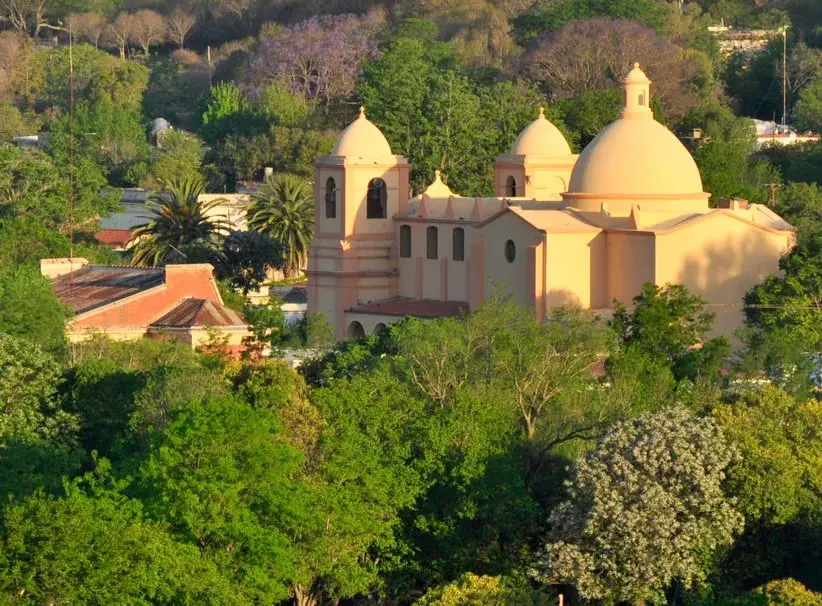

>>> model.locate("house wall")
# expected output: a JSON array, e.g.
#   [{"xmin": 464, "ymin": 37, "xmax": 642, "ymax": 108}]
[{"xmin": 70, "ymin": 264, "xmax": 222, "ymax": 330}]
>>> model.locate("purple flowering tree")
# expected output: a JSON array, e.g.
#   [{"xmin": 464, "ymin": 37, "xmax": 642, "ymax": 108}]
[{"xmin": 248, "ymin": 14, "xmax": 381, "ymax": 105}]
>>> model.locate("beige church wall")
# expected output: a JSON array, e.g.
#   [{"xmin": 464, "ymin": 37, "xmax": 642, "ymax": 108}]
[
  {"xmin": 545, "ymin": 231, "xmax": 607, "ymax": 310},
  {"xmin": 654, "ymin": 214, "xmax": 792, "ymax": 336},
  {"xmin": 607, "ymin": 232, "xmax": 655, "ymax": 307},
  {"xmin": 479, "ymin": 213, "xmax": 545, "ymax": 309},
  {"xmin": 528, "ymin": 172, "xmax": 569, "ymax": 201},
  {"xmin": 397, "ymin": 222, "xmax": 470, "ymax": 301},
  {"xmin": 315, "ymin": 167, "xmax": 344, "ymax": 236}
]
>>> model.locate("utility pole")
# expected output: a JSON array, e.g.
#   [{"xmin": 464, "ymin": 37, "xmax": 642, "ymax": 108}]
[
  {"xmin": 764, "ymin": 182, "xmax": 781, "ymax": 206},
  {"xmin": 782, "ymin": 25, "xmax": 789, "ymax": 127},
  {"xmin": 207, "ymin": 45, "xmax": 213, "ymax": 89}
]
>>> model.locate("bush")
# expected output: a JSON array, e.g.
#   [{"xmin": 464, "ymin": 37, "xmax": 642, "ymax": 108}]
[{"xmin": 170, "ymin": 49, "xmax": 201, "ymax": 65}]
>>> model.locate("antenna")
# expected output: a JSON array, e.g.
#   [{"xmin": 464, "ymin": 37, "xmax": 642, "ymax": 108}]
[{"xmin": 69, "ymin": 19, "xmax": 75, "ymax": 262}]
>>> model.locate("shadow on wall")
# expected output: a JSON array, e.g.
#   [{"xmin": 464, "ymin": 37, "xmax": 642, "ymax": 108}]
[{"xmin": 677, "ymin": 230, "xmax": 787, "ymax": 337}]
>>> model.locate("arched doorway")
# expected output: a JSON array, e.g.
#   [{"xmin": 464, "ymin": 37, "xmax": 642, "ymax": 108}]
[
  {"xmin": 373, "ymin": 323, "xmax": 386, "ymax": 335},
  {"xmin": 347, "ymin": 321, "xmax": 365, "ymax": 339}
]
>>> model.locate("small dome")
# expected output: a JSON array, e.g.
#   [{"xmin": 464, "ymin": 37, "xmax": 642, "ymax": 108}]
[
  {"xmin": 510, "ymin": 107, "xmax": 571, "ymax": 157},
  {"xmin": 567, "ymin": 118, "xmax": 704, "ymax": 197},
  {"xmin": 331, "ymin": 107, "xmax": 393, "ymax": 160}
]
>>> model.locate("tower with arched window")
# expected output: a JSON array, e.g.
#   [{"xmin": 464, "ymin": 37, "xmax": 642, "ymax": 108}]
[
  {"xmin": 306, "ymin": 107, "xmax": 410, "ymax": 338},
  {"xmin": 493, "ymin": 106, "xmax": 577, "ymax": 201}
]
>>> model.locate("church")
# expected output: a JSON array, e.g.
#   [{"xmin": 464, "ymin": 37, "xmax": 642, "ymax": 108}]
[{"xmin": 306, "ymin": 64, "xmax": 795, "ymax": 339}]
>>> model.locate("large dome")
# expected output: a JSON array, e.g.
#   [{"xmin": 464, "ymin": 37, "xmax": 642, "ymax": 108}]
[
  {"xmin": 567, "ymin": 118, "xmax": 704, "ymax": 196},
  {"xmin": 331, "ymin": 107, "xmax": 393, "ymax": 160},
  {"xmin": 510, "ymin": 107, "xmax": 571, "ymax": 157},
  {"xmin": 563, "ymin": 64, "xmax": 708, "ymax": 214}
]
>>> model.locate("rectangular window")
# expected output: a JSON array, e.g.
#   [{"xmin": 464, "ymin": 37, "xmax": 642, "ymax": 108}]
[
  {"xmin": 426, "ymin": 226, "xmax": 438, "ymax": 260},
  {"xmin": 400, "ymin": 225, "xmax": 411, "ymax": 258},
  {"xmin": 452, "ymin": 227, "xmax": 465, "ymax": 262}
]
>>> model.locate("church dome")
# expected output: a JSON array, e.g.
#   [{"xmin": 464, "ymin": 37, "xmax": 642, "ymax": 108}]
[
  {"xmin": 510, "ymin": 107, "xmax": 571, "ymax": 156},
  {"xmin": 564, "ymin": 64, "xmax": 708, "ymax": 213},
  {"xmin": 331, "ymin": 106, "xmax": 393, "ymax": 160}
]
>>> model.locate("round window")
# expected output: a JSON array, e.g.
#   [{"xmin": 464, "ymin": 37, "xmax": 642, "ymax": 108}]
[{"xmin": 504, "ymin": 239, "xmax": 516, "ymax": 263}]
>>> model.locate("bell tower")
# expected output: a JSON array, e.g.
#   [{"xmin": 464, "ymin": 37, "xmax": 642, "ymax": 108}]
[{"xmin": 306, "ymin": 107, "xmax": 411, "ymax": 338}]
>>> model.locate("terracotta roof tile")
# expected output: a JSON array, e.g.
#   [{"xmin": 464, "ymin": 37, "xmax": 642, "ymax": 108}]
[
  {"xmin": 151, "ymin": 298, "xmax": 246, "ymax": 328},
  {"xmin": 348, "ymin": 297, "xmax": 468, "ymax": 318},
  {"xmin": 95, "ymin": 229, "xmax": 133, "ymax": 248},
  {"xmin": 52, "ymin": 265, "xmax": 164, "ymax": 314}
]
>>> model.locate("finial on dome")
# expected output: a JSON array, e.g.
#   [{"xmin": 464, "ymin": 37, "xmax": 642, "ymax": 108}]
[
  {"xmin": 358, "ymin": 106, "xmax": 366, "ymax": 118},
  {"xmin": 633, "ymin": 62, "xmax": 640, "ymax": 69},
  {"xmin": 538, "ymin": 106, "xmax": 545, "ymax": 118},
  {"xmin": 423, "ymin": 169, "xmax": 457, "ymax": 198}
]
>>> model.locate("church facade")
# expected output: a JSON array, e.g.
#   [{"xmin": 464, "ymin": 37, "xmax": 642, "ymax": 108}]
[{"xmin": 306, "ymin": 64, "xmax": 795, "ymax": 339}]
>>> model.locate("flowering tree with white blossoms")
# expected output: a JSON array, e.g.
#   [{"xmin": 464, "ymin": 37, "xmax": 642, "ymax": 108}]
[{"xmin": 532, "ymin": 407, "xmax": 744, "ymax": 605}]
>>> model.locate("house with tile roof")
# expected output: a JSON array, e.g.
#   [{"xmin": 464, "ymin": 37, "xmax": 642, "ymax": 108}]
[
  {"xmin": 42, "ymin": 258, "xmax": 250, "ymax": 354},
  {"xmin": 307, "ymin": 64, "xmax": 796, "ymax": 340}
]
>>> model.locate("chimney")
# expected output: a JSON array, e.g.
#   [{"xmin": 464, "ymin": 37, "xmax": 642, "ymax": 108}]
[
  {"xmin": 163, "ymin": 263, "xmax": 216, "ymax": 288},
  {"xmin": 40, "ymin": 257, "xmax": 89, "ymax": 279}
]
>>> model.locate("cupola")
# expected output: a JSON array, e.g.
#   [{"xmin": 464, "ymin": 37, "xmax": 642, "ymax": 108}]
[{"xmin": 331, "ymin": 106, "xmax": 393, "ymax": 161}]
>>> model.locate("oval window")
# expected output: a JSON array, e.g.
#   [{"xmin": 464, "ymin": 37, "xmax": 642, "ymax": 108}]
[{"xmin": 505, "ymin": 239, "xmax": 516, "ymax": 263}]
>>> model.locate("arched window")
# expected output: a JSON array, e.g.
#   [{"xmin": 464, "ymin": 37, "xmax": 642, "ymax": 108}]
[
  {"xmin": 426, "ymin": 226, "xmax": 438, "ymax": 260},
  {"xmin": 325, "ymin": 177, "xmax": 336, "ymax": 218},
  {"xmin": 400, "ymin": 225, "xmax": 411, "ymax": 258},
  {"xmin": 374, "ymin": 323, "xmax": 386, "ymax": 335},
  {"xmin": 452, "ymin": 227, "xmax": 464, "ymax": 262},
  {"xmin": 506, "ymin": 175, "xmax": 517, "ymax": 197},
  {"xmin": 367, "ymin": 178, "xmax": 387, "ymax": 219},
  {"xmin": 638, "ymin": 92, "xmax": 646, "ymax": 106},
  {"xmin": 347, "ymin": 321, "xmax": 365, "ymax": 339}
]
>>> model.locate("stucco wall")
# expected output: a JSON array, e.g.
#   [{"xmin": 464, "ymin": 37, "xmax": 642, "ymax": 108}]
[
  {"xmin": 71, "ymin": 265, "xmax": 222, "ymax": 329},
  {"xmin": 607, "ymin": 232, "xmax": 655, "ymax": 307},
  {"xmin": 545, "ymin": 231, "xmax": 607, "ymax": 309},
  {"xmin": 654, "ymin": 213, "xmax": 792, "ymax": 335},
  {"xmin": 479, "ymin": 213, "xmax": 544, "ymax": 308},
  {"xmin": 397, "ymin": 221, "xmax": 470, "ymax": 302}
]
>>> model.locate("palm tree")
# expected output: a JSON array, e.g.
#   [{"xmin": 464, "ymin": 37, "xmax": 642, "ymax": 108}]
[
  {"xmin": 129, "ymin": 176, "xmax": 228, "ymax": 267},
  {"xmin": 246, "ymin": 175, "xmax": 314, "ymax": 278}
]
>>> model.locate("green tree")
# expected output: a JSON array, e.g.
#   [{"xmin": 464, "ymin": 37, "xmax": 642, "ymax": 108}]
[
  {"xmin": 129, "ymin": 176, "xmax": 228, "ymax": 267},
  {"xmin": 715, "ymin": 386, "xmax": 822, "ymax": 525},
  {"xmin": 610, "ymin": 283, "xmax": 730, "ymax": 382},
  {"xmin": 147, "ymin": 129, "xmax": 206, "ymax": 188},
  {"xmin": 512, "ymin": 0, "xmax": 670, "ymax": 44},
  {"xmin": 533, "ymin": 407, "xmax": 743, "ymax": 604},
  {"xmin": 415, "ymin": 573, "xmax": 552, "ymax": 605},
  {"xmin": 744, "ymin": 232, "xmax": 822, "ymax": 350},
  {"xmin": 0, "ymin": 267, "xmax": 69, "ymax": 357},
  {"xmin": 41, "ymin": 44, "xmax": 149, "ymax": 115},
  {"xmin": 0, "ymin": 333, "xmax": 75, "ymax": 448},
  {"xmin": 0, "ymin": 474, "xmax": 236, "ymax": 603},
  {"xmin": 137, "ymin": 395, "xmax": 304, "ymax": 603},
  {"xmin": 0, "ymin": 143, "xmax": 115, "ymax": 230},
  {"xmin": 217, "ymin": 230, "xmax": 283, "ymax": 294},
  {"xmin": 199, "ymin": 81, "xmax": 264, "ymax": 145},
  {"xmin": 795, "ymin": 80, "xmax": 822, "ymax": 134},
  {"xmin": 247, "ymin": 174, "xmax": 313, "ymax": 277}
]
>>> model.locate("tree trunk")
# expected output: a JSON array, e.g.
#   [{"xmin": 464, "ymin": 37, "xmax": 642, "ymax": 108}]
[{"xmin": 293, "ymin": 584, "xmax": 319, "ymax": 606}]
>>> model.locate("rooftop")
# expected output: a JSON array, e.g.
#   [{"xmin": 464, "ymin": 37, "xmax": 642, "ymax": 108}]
[
  {"xmin": 51, "ymin": 265, "xmax": 164, "ymax": 314},
  {"xmin": 150, "ymin": 298, "xmax": 246, "ymax": 328},
  {"xmin": 349, "ymin": 297, "xmax": 469, "ymax": 318}
]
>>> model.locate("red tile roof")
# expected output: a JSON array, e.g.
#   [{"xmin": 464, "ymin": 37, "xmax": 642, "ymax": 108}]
[
  {"xmin": 348, "ymin": 297, "xmax": 468, "ymax": 318},
  {"xmin": 95, "ymin": 229, "xmax": 133, "ymax": 248},
  {"xmin": 51, "ymin": 265, "xmax": 164, "ymax": 314},
  {"xmin": 150, "ymin": 298, "xmax": 246, "ymax": 328}
]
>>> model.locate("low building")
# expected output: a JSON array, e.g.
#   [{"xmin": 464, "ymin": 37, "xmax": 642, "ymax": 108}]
[
  {"xmin": 753, "ymin": 120, "xmax": 821, "ymax": 147},
  {"xmin": 42, "ymin": 258, "xmax": 250, "ymax": 354}
]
